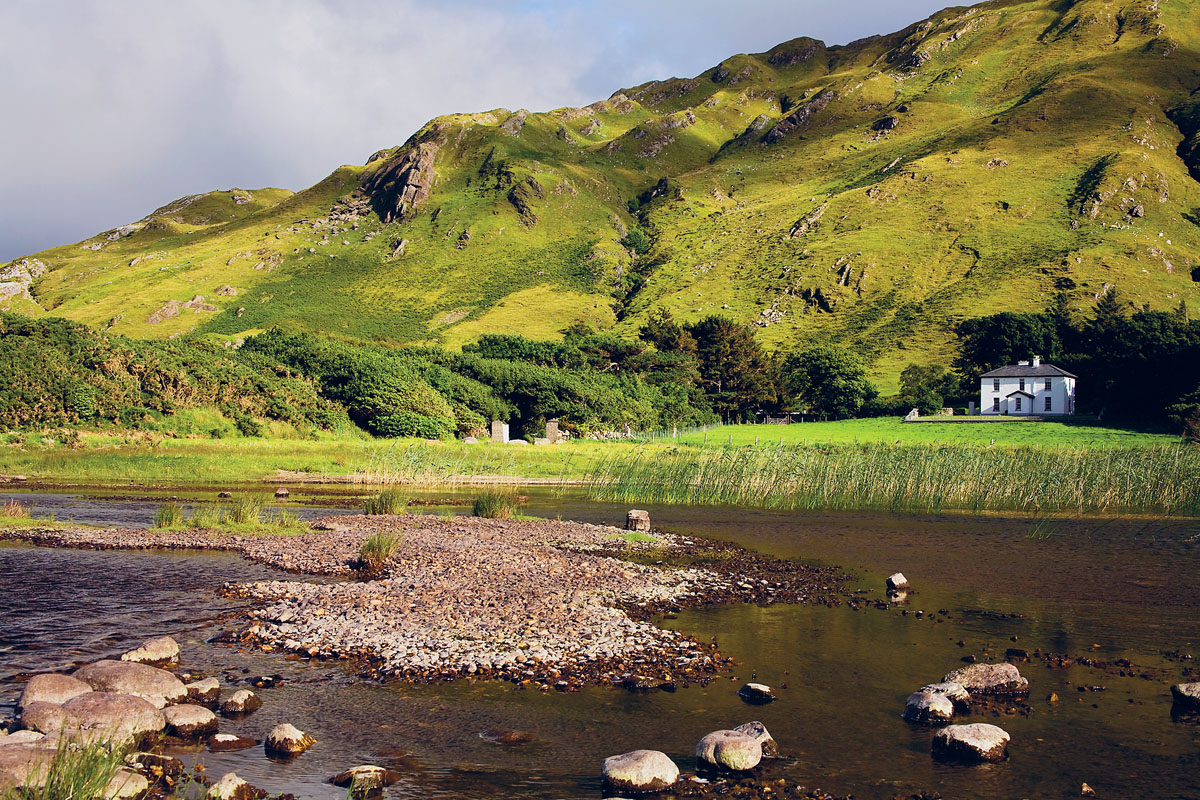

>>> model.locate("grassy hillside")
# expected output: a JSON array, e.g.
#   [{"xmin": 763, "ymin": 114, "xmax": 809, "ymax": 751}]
[{"xmin": 4, "ymin": 0, "xmax": 1200, "ymax": 390}]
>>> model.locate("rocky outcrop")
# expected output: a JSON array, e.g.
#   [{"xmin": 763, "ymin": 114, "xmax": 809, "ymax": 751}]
[
  {"xmin": 886, "ymin": 572, "xmax": 910, "ymax": 591},
  {"xmin": 163, "ymin": 704, "xmax": 218, "ymax": 738},
  {"xmin": 696, "ymin": 730, "xmax": 762, "ymax": 771},
  {"xmin": 18, "ymin": 673, "xmax": 92, "ymax": 710},
  {"xmin": 507, "ymin": 177, "xmax": 543, "ymax": 227},
  {"xmin": 264, "ymin": 723, "xmax": 315, "ymax": 756},
  {"xmin": 330, "ymin": 765, "xmax": 402, "ymax": 790},
  {"xmin": 0, "ymin": 258, "xmax": 46, "ymax": 303},
  {"xmin": 763, "ymin": 89, "xmax": 836, "ymax": 143},
  {"xmin": 363, "ymin": 138, "xmax": 443, "ymax": 223},
  {"xmin": 73, "ymin": 660, "xmax": 186, "ymax": 707},
  {"xmin": 121, "ymin": 635, "xmax": 179, "ymax": 664},
  {"xmin": 789, "ymin": 204, "xmax": 827, "ymax": 238},
  {"xmin": 932, "ymin": 723, "xmax": 1010, "ymax": 763},
  {"xmin": 943, "ymin": 663, "xmax": 1029, "ymax": 695},
  {"xmin": 602, "ymin": 749, "xmax": 679, "ymax": 794}
]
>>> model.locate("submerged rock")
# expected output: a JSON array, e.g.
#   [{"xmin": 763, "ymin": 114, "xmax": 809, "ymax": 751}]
[
  {"xmin": 264, "ymin": 723, "xmax": 315, "ymax": 755},
  {"xmin": 18, "ymin": 673, "xmax": 92, "ymax": 710},
  {"xmin": 932, "ymin": 723, "xmax": 1010, "ymax": 763},
  {"xmin": 163, "ymin": 704, "xmax": 218, "ymax": 738},
  {"xmin": 207, "ymin": 733, "xmax": 257, "ymax": 752},
  {"xmin": 737, "ymin": 682, "xmax": 776, "ymax": 704},
  {"xmin": 1171, "ymin": 682, "xmax": 1200, "ymax": 712},
  {"xmin": 733, "ymin": 721, "xmax": 778, "ymax": 757},
  {"xmin": 72, "ymin": 660, "xmax": 186, "ymax": 707},
  {"xmin": 120, "ymin": 636, "xmax": 180, "ymax": 665},
  {"xmin": 696, "ymin": 730, "xmax": 762, "ymax": 771},
  {"xmin": 903, "ymin": 690, "xmax": 955, "ymax": 724},
  {"xmin": 219, "ymin": 689, "xmax": 262, "ymax": 716},
  {"xmin": 186, "ymin": 677, "xmax": 221, "ymax": 705},
  {"xmin": 330, "ymin": 765, "xmax": 402, "ymax": 790},
  {"xmin": 943, "ymin": 663, "xmax": 1029, "ymax": 695},
  {"xmin": 602, "ymin": 749, "xmax": 679, "ymax": 793}
]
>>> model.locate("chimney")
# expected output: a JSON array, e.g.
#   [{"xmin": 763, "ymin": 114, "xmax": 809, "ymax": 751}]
[
  {"xmin": 1032, "ymin": 356, "xmax": 1041, "ymax": 367},
  {"xmin": 1018, "ymin": 360, "xmax": 1030, "ymax": 366}
]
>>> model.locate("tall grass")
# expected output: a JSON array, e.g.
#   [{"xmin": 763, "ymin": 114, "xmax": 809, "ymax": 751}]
[
  {"xmin": 13, "ymin": 736, "xmax": 130, "ymax": 800},
  {"xmin": 153, "ymin": 501, "xmax": 184, "ymax": 528},
  {"xmin": 473, "ymin": 490, "xmax": 517, "ymax": 519},
  {"xmin": 358, "ymin": 530, "xmax": 402, "ymax": 572},
  {"xmin": 2, "ymin": 499, "xmax": 29, "ymax": 518},
  {"xmin": 227, "ymin": 495, "xmax": 264, "ymax": 524},
  {"xmin": 363, "ymin": 489, "xmax": 407, "ymax": 515},
  {"xmin": 585, "ymin": 442, "xmax": 1200, "ymax": 516}
]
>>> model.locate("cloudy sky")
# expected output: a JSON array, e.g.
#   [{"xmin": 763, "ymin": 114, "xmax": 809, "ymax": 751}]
[{"xmin": 0, "ymin": 0, "xmax": 949, "ymax": 261}]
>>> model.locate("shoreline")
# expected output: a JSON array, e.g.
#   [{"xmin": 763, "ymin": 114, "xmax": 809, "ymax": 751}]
[{"xmin": 0, "ymin": 514, "xmax": 850, "ymax": 690}]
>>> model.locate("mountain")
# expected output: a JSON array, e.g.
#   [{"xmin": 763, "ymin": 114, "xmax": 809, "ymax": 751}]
[{"xmin": 4, "ymin": 0, "xmax": 1199, "ymax": 390}]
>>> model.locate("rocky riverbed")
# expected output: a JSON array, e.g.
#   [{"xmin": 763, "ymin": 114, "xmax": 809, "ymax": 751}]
[{"xmin": 1, "ymin": 514, "xmax": 848, "ymax": 689}]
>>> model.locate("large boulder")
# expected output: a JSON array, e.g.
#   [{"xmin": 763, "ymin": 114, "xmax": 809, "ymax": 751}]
[
  {"xmin": 696, "ymin": 729, "xmax": 763, "ymax": 771},
  {"xmin": 602, "ymin": 750, "xmax": 679, "ymax": 794},
  {"xmin": 733, "ymin": 721, "xmax": 778, "ymax": 757},
  {"xmin": 186, "ymin": 678, "xmax": 221, "ymax": 706},
  {"xmin": 219, "ymin": 689, "xmax": 262, "ymax": 716},
  {"xmin": 1171, "ymin": 682, "xmax": 1200, "ymax": 712},
  {"xmin": 264, "ymin": 723, "xmax": 315, "ymax": 756},
  {"xmin": 60, "ymin": 692, "xmax": 166, "ymax": 743},
  {"xmin": 0, "ymin": 743, "xmax": 55, "ymax": 793},
  {"xmin": 330, "ymin": 765, "xmax": 402, "ymax": 790},
  {"xmin": 921, "ymin": 681, "xmax": 971, "ymax": 711},
  {"xmin": 163, "ymin": 704, "xmax": 218, "ymax": 738},
  {"xmin": 19, "ymin": 701, "xmax": 68, "ymax": 736},
  {"xmin": 121, "ymin": 636, "xmax": 180, "ymax": 665},
  {"xmin": 903, "ymin": 690, "xmax": 955, "ymax": 724},
  {"xmin": 18, "ymin": 673, "xmax": 93, "ymax": 710},
  {"xmin": 73, "ymin": 660, "xmax": 186, "ymax": 707},
  {"xmin": 943, "ymin": 663, "xmax": 1029, "ymax": 695},
  {"xmin": 932, "ymin": 723, "xmax": 1010, "ymax": 763}
]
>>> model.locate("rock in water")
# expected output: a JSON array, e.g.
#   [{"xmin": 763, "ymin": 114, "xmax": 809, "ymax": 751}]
[
  {"xmin": 696, "ymin": 730, "xmax": 763, "ymax": 770},
  {"xmin": 733, "ymin": 721, "xmax": 779, "ymax": 757},
  {"xmin": 626, "ymin": 509, "xmax": 651, "ymax": 531},
  {"xmin": 219, "ymin": 689, "xmax": 262, "ymax": 716},
  {"xmin": 886, "ymin": 572, "xmax": 910, "ymax": 591},
  {"xmin": 104, "ymin": 769, "xmax": 149, "ymax": 799},
  {"xmin": 207, "ymin": 734, "xmax": 257, "ymax": 752},
  {"xmin": 329, "ymin": 765, "xmax": 402, "ymax": 790},
  {"xmin": 943, "ymin": 663, "xmax": 1029, "ymax": 695},
  {"xmin": 737, "ymin": 682, "xmax": 776, "ymax": 704},
  {"xmin": 120, "ymin": 636, "xmax": 180, "ymax": 664},
  {"xmin": 932, "ymin": 723, "xmax": 1010, "ymax": 763},
  {"xmin": 163, "ymin": 704, "xmax": 218, "ymax": 738},
  {"xmin": 186, "ymin": 677, "xmax": 221, "ymax": 705},
  {"xmin": 60, "ymin": 693, "xmax": 166, "ymax": 743},
  {"xmin": 921, "ymin": 681, "xmax": 971, "ymax": 711},
  {"xmin": 206, "ymin": 772, "xmax": 263, "ymax": 800},
  {"xmin": 1171, "ymin": 682, "xmax": 1200, "ymax": 712},
  {"xmin": 264, "ymin": 723, "xmax": 316, "ymax": 755},
  {"xmin": 903, "ymin": 690, "xmax": 955, "ymax": 724},
  {"xmin": 602, "ymin": 750, "xmax": 679, "ymax": 793},
  {"xmin": 72, "ymin": 660, "xmax": 187, "ymax": 707},
  {"xmin": 18, "ymin": 673, "xmax": 92, "ymax": 710}
]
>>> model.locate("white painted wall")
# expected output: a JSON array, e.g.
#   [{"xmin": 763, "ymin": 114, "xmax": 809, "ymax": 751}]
[{"xmin": 979, "ymin": 375, "xmax": 1075, "ymax": 415}]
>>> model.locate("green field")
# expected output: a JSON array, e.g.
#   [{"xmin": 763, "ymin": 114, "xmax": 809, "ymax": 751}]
[{"xmin": 667, "ymin": 419, "xmax": 1180, "ymax": 449}]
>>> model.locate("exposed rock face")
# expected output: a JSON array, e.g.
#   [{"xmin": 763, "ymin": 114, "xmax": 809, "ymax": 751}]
[
  {"xmin": 121, "ymin": 635, "xmax": 180, "ymax": 664},
  {"xmin": 186, "ymin": 677, "xmax": 221, "ymax": 705},
  {"xmin": 943, "ymin": 663, "xmax": 1029, "ymax": 695},
  {"xmin": 903, "ymin": 690, "xmax": 955, "ymax": 724},
  {"xmin": 501, "ymin": 110, "xmax": 529, "ymax": 136},
  {"xmin": 330, "ymin": 765, "xmax": 402, "ymax": 790},
  {"xmin": 766, "ymin": 37, "xmax": 824, "ymax": 67},
  {"xmin": 789, "ymin": 204, "xmax": 827, "ymax": 238},
  {"xmin": 932, "ymin": 723, "xmax": 1010, "ymax": 763},
  {"xmin": 763, "ymin": 89, "xmax": 836, "ymax": 143},
  {"xmin": 363, "ymin": 138, "xmax": 443, "ymax": 223},
  {"xmin": 18, "ymin": 673, "xmax": 93, "ymax": 710},
  {"xmin": 602, "ymin": 749, "xmax": 679, "ymax": 793},
  {"xmin": 73, "ymin": 660, "xmax": 187, "ymax": 707},
  {"xmin": 0, "ymin": 258, "xmax": 46, "ymax": 303},
  {"xmin": 59, "ymin": 692, "xmax": 167, "ymax": 743},
  {"xmin": 873, "ymin": 116, "xmax": 900, "ymax": 131},
  {"xmin": 697, "ymin": 730, "xmax": 762, "ymax": 771},
  {"xmin": 219, "ymin": 689, "xmax": 262, "ymax": 716},
  {"xmin": 734, "ymin": 721, "xmax": 778, "ymax": 757},
  {"xmin": 264, "ymin": 723, "xmax": 315, "ymax": 755},
  {"xmin": 737, "ymin": 682, "xmax": 776, "ymax": 704},
  {"xmin": 1171, "ymin": 682, "xmax": 1200, "ymax": 711},
  {"xmin": 163, "ymin": 704, "xmax": 218, "ymax": 738},
  {"xmin": 507, "ymin": 176, "xmax": 543, "ymax": 226}
]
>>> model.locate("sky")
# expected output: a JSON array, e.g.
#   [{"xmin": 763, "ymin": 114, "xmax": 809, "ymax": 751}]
[{"xmin": 0, "ymin": 0, "xmax": 951, "ymax": 262}]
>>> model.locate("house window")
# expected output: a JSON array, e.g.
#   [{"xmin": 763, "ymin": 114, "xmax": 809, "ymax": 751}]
[
  {"xmin": 1045, "ymin": 396, "xmax": 1052, "ymax": 411},
  {"xmin": 993, "ymin": 379, "xmax": 999, "ymax": 391},
  {"xmin": 1015, "ymin": 397, "xmax": 1022, "ymax": 411},
  {"xmin": 1019, "ymin": 378, "xmax": 1025, "ymax": 391},
  {"xmin": 1045, "ymin": 379, "xmax": 1052, "ymax": 391},
  {"xmin": 992, "ymin": 398, "xmax": 999, "ymax": 412}
]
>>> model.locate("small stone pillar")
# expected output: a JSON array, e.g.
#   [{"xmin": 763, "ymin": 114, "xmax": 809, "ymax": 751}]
[
  {"xmin": 490, "ymin": 421, "xmax": 509, "ymax": 443},
  {"xmin": 545, "ymin": 419, "xmax": 560, "ymax": 443},
  {"xmin": 626, "ymin": 509, "xmax": 650, "ymax": 531}
]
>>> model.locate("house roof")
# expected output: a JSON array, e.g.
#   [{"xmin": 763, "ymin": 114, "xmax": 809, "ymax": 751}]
[
  {"xmin": 1005, "ymin": 390, "xmax": 1034, "ymax": 398},
  {"xmin": 980, "ymin": 363, "xmax": 1077, "ymax": 379}
]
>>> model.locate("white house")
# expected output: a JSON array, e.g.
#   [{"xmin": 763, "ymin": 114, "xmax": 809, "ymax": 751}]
[{"xmin": 979, "ymin": 357, "xmax": 1076, "ymax": 416}]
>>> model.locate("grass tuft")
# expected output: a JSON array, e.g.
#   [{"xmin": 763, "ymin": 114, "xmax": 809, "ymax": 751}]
[
  {"xmin": 153, "ymin": 501, "xmax": 184, "ymax": 529},
  {"xmin": 2, "ymin": 499, "xmax": 29, "ymax": 518},
  {"xmin": 358, "ymin": 530, "xmax": 402, "ymax": 572},
  {"xmin": 363, "ymin": 489, "xmax": 407, "ymax": 515},
  {"xmin": 472, "ymin": 490, "xmax": 518, "ymax": 519},
  {"xmin": 19, "ymin": 736, "xmax": 130, "ymax": 800}
]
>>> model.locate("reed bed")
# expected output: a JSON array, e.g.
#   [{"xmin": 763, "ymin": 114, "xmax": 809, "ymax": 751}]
[
  {"xmin": 473, "ymin": 490, "xmax": 518, "ymax": 519},
  {"xmin": 153, "ymin": 501, "xmax": 184, "ymax": 528},
  {"xmin": 363, "ymin": 489, "xmax": 408, "ymax": 515},
  {"xmin": 585, "ymin": 442, "xmax": 1200, "ymax": 516},
  {"xmin": 2, "ymin": 499, "xmax": 29, "ymax": 518}
]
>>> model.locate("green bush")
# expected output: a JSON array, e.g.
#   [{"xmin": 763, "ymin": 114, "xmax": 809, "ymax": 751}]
[
  {"xmin": 370, "ymin": 412, "xmax": 452, "ymax": 439},
  {"xmin": 235, "ymin": 415, "xmax": 264, "ymax": 437}
]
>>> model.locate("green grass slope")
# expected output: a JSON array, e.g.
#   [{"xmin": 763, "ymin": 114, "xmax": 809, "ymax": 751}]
[{"xmin": 4, "ymin": 0, "xmax": 1200, "ymax": 390}]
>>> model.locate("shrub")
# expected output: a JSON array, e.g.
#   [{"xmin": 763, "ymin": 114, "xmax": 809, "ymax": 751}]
[
  {"xmin": 358, "ymin": 530, "xmax": 402, "ymax": 572},
  {"xmin": 235, "ymin": 415, "xmax": 265, "ymax": 437},
  {"xmin": 364, "ymin": 489, "xmax": 407, "ymax": 515},
  {"xmin": 370, "ymin": 412, "xmax": 453, "ymax": 439},
  {"xmin": 473, "ymin": 490, "xmax": 517, "ymax": 519},
  {"xmin": 153, "ymin": 502, "xmax": 184, "ymax": 528},
  {"xmin": 2, "ymin": 499, "xmax": 29, "ymax": 518}
]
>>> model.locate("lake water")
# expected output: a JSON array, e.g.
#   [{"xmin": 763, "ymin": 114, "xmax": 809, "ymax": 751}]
[{"xmin": 2, "ymin": 487, "xmax": 1199, "ymax": 799}]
